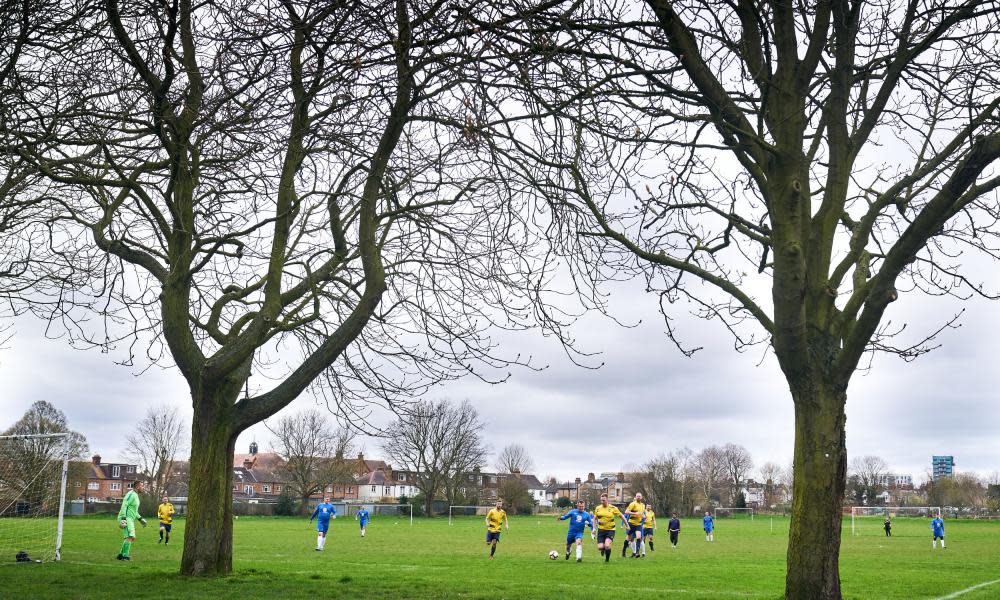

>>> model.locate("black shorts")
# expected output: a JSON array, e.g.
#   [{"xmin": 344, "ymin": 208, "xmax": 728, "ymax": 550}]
[
  {"xmin": 486, "ymin": 531, "xmax": 501, "ymax": 543},
  {"xmin": 597, "ymin": 529, "xmax": 616, "ymax": 544},
  {"xmin": 933, "ymin": 534, "xmax": 944, "ymax": 541},
  {"xmin": 160, "ymin": 523, "xmax": 172, "ymax": 532}
]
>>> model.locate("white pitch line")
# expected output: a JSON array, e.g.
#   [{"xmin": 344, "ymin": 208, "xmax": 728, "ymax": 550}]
[{"xmin": 934, "ymin": 578, "xmax": 1000, "ymax": 600}]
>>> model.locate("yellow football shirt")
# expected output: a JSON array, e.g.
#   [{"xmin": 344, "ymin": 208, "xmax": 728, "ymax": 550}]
[
  {"xmin": 157, "ymin": 502, "xmax": 174, "ymax": 524},
  {"xmin": 593, "ymin": 504, "xmax": 624, "ymax": 531},
  {"xmin": 486, "ymin": 508, "xmax": 506, "ymax": 533},
  {"xmin": 625, "ymin": 501, "xmax": 646, "ymax": 526},
  {"xmin": 644, "ymin": 509, "xmax": 656, "ymax": 529}
]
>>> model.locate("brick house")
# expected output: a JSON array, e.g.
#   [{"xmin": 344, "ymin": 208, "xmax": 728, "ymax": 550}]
[{"xmin": 69, "ymin": 455, "xmax": 141, "ymax": 502}]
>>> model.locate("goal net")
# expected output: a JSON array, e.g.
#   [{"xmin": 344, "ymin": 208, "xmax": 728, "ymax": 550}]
[
  {"xmin": 0, "ymin": 433, "xmax": 71, "ymax": 562},
  {"xmin": 850, "ymin": 506, "xmax": 941, "ymax": 536},
  {"xmin": 448, "ymin": 505, "xmax": 493, "ymax": 525},
  {"xmin": 714, "ymin": 507, "xmax": 754, "ymax": 522},
  {"xmin": 345, "ymin": 503, "xmax": 413, "ymax": 526}
]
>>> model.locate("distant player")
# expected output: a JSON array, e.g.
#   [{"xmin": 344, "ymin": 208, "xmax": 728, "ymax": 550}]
[
  {"xmin": 668, "ymin": 512, "xmax": 681, "ymax": 548},
  {"xmin": 116, "ymin": 481, "xmax": 147, "ymax": 561},
  {"xmin": 703, "ymin": 511, "xmax": 714, "ymax": 542},
  {"xmin": 356, "ymin": 507, "xmax": 371, "ymax": 537},
  {"xmin": 557, "ymin": 499, "xmax": 595, "ymax": 562},
  {"xmin": 157, "ymin": 495, "xmax": 175, "ymax": 545},
  {"xmin": 622, "ymin": 492, "xmax": 647, "ymax": 558},
  {"xmin": 931, "ymin": 514, "xmax": 945, "ymax": 549},
  {"xmin": 310, "ymin": 496, "xmax": 336, "ymax": 551},
  {"xmin": 883, "ymin": 516, "xmax": 891, "ymax": 537},
  {"xmin": 485, "ymin": 499, "xmax": 509, "ymax": 560},
  {"xmin": 593, "ymin": 493, "xmax": 627, "ymax": 562},
  {"xmin": 642, "ymin": 506, "xmax": 657, "ymax": 554}
]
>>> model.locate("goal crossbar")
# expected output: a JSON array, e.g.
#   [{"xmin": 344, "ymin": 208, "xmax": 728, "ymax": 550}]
[
  {"xmin": 850, "ymin": 506, "xmax": 941, "ymax": 536},
  {"xmin": 448, "ymin": 505, "xmax": 493, "ymax": 525}
]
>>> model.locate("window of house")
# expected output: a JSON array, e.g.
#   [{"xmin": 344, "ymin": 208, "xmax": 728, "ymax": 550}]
[
  {"xmin": 326, "ymin": 485, "xmax": 333, "ymax": 492},
  {"xmin": 275, "ymin": 485, "xmax": 282, "ymax": 492},
  {"xmin": 127, "ymin": 466, "xmax": 135, "ymax": 473},
  {"xmin": 233, "ymin": 484, "xmax": 239, "ymax": 492},
  {"xmin": 468, "ymin": 474, "xmax": 474, "ymax": 481},
  {"xmin": 371, "ymin": 485, "xmax": 376, "ymax": 492},
  {"xmin": 111, "ymin": 466, "xmax": 121, "ymax": 478},
  {"xmin": 88, "ymin": 482, "xmax": 99, "ymax": 490},
  {"xmin": 110, "ymin": 482, "xmax": 121, "ymax": 491},
  {"xmin": 127, "ymin": 482, "xmax": 134, "ymax": 489},
  {"xmin": 262, "ymin": 485, "xmax": 270, "ymax": 493},
  {"xmin": 244, "ymin": 485, "xmax": 253, "ymax": 495},
  {"xmin": 75, "ymin": 482, "xmax": 81, "ymax": 488}
]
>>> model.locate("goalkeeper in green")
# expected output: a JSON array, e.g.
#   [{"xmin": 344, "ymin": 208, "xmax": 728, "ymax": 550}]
[{"xmin": 117, "ymin": 481, "xmax": 147, "ymax": 561}]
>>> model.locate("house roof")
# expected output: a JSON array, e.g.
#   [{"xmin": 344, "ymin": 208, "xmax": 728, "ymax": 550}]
[{"xmin": 357, "ymin": 469, "xmax": 389, "ymax": 486}]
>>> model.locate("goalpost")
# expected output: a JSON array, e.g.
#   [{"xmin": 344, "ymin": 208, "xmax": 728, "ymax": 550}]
[
  {"xmin": 344, "ymin": 502, "xmax": 413, "ymax": 526},
  {"xmin": 850, "ymin": 506, "xmax": 941, "ymax": 536},
  {"xmin": 0, "ymin": 433, "xmax": 71, "ymax": 562},
  {"xmin": 448, "ymin": 505, "xmax": 493, "ymax": 525}
]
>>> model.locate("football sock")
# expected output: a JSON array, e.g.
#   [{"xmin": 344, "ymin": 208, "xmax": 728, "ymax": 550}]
[
  {"xmin": 932, "ymin": 540, "xmax": 936, "ymax": 548},
  {"xmin": 604, "ymin": 548, "xmax": 610, "ymax": 562},
  {"xmin": 576, "ymin": 545, "xmax": 583, "ymax": 560},
  {"xmin": 622, "ymin": 540, "xmax": 629, "ymax": 555},
  {"xmin": 490, "ymin": 543, "xmax": 496, "ymax": 557},
  {"xmin": 159, "ymin": 531, "xmax": 163, "ymax": 541},
  {"xmin": 941, "ymin": 540, "xmax": 945, "ymax": 548},
  {"xmin": 121, "ymin": 541, "xmax": 131, "ymax": 558},
  {"xmin": 649, "ymin": 539, "xmax": 654, "ymax": 551},
  {"xmin": 317, "ymin": 535, "xmax": 323, "ymax": 549}
]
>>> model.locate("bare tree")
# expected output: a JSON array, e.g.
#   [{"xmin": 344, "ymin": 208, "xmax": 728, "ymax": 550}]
[
  {"xmin": 123, "ymin": 405, "xmax": 187, "ymax": 498},
  {"xmin": 759, "ymin": 462, "xmax": 784, "ymax": 509},
  {"xmin": 495, "ymin": 444, "xmax": 534, "ymax": 475},
  {"xmin": 382, "ymin": 400, "xmax": 487, "ymax": 517},
  {"xmin": 268, "ymin": 409, "xmax": 355, "ymax": 513},
  {"xmin": 848, "ymin": 455, "xmax": 888, "ymax": 506},
  {"xmin": 13, "ymin": 0, "xmax": 593, "ymax": 575},
  {"xmin": 506, "ymin": 2, "xmax": 1000, "ymax": 595},
  {"xmin": 692, "ymin": 445, "xmax": 725, "ymax": 508},
  {"xmin": 721, "ymin": 443, "xmax": 754, "ymax": 506},
  {"xmin": 632, "ymin": 452, "xmax": 683, "ymax": 514}
]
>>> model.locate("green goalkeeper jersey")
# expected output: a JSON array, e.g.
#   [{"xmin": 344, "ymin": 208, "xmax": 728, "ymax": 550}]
[{"xmin": 118, "ymin": 490, "xmax": 142, "ymax": 521}]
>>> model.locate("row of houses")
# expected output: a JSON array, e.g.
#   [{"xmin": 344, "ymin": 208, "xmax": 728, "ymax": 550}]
[{"xmin": 69, "ymin": 443, "xmax": 793, "ymax": 510}]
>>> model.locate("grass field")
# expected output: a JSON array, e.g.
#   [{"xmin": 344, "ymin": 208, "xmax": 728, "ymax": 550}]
[{"xmin": 3, "ymin": 514, "xmax": 999, "ymax": 599}]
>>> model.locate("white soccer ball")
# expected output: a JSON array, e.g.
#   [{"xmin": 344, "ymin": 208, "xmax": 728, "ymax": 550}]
[
  {"xmin": 118, "ymin": 518, "xmax": 127, "ymax": 529},
  {"xmin": 548, "ymin": 550, "xmax": 559, "ymax": 560}
]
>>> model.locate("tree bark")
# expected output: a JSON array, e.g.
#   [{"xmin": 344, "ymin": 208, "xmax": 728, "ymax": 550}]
[
  {"xmin": 785, "ymin": 380, "xmax": 848, "ymax": 600},
  {"xmin": 180, "ymin": 389, "xmax": 239, "ymax": 576}
]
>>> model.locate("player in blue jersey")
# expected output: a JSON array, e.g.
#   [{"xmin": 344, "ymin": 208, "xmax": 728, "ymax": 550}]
[
  {"xmin": 557, "ymin": 499, "xmax": 595, "ymax": 562},
  {"xmin": 703, "ymin": 511, "xmax": 714, "ymax": 542},
  {"xmin": 309, "ymin": 496, "xmax": 337, "ymax": 551},
  {"xmin": 356, "ymin": 507, "xmax": 371, "ymax": 537},
  {"xmin": 931, "ymin": 515, "xmax": 945, "ymax": 549}
]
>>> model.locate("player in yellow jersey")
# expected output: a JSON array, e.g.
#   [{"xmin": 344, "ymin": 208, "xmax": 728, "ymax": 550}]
[
  {"xmin": 641, "ymin": 506, "xmax": 656, "ymax": 555},
  {"xmin": 593, "ymin": 493, "xmax": 627, "ymax": 562},
  {"xmin": 484, "ymin": 499, "xmax": 509, "ymax": 559},
  {"xmin": 157, "ymin": 495, "xmax": 175, "ymax": 545},
  {"xmin": 622, "ymin": 492, "xmax": 647, "ymax": 558}
]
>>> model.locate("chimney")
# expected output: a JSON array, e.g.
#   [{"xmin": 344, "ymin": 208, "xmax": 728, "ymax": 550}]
[
  {"xmin": 616, "ymin": 472, "xmax": 624, "ymax": 481},
  {"xmin": 587, "ymin": 472, "xmax": 595, "ymax": 482},
  {"xmin": 357, "ymin": 452, "xmax": 365, "ymax": 476},
  {"xmin": 92, "ymin": 455, "xmax": 102, "ymax": 465},
  {"xmin": 243, "ymin": 457, "xmax": 254, "ymax": 470}
]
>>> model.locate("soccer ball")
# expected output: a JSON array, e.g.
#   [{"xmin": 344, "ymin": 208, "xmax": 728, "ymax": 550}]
[
  {"xmin": 119, "ymin": 518, "xmax": 127, "ymax": 529},
  {"xmin": 548, "ymin": 550, "xmax": 559, "ymax": 560}
]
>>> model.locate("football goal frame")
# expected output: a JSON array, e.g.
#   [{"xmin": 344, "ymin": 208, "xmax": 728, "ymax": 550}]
[
  {"xmin": 850, "ymin": 506, "xmax": 941, "ymax": 536},
  {"xmin": 0, "ymin": 433, "xmax": 71, "ymax": 561},
  {"xmin": 713, "ymin": 507, "xmax": 754, "ymax": 523},
  {"xmin": 448, "ymin": 505, "xmax": 494, "ymax": 525},
  {"xmin": 343, "ymin": 502, "xmax": 413, "ymax": 526}
]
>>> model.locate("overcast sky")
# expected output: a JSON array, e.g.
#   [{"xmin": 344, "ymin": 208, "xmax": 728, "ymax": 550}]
[{"xmin": 2, "ymin": 270, "xmax": 997, "ymax": 485}]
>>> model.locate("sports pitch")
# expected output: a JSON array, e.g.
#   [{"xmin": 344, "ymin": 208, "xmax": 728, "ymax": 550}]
[{"xmin": 4, "ymin": 515, "xmax": 999, "ymax": 599}]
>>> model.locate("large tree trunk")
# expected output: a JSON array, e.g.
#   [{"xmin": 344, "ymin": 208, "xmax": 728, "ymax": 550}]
[
  {"xmin": 785, "ymin": 380, "xmax": 848, "ymax": 600},
  {"xmin": 181, "ymin": 391, "xmax": 238, "ymax": 576}
]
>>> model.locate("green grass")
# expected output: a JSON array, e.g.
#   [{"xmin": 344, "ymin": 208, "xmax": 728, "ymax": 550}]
[{"xmin": 3, "ymin": 514, "xmax": 999, "ymax": 599}]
